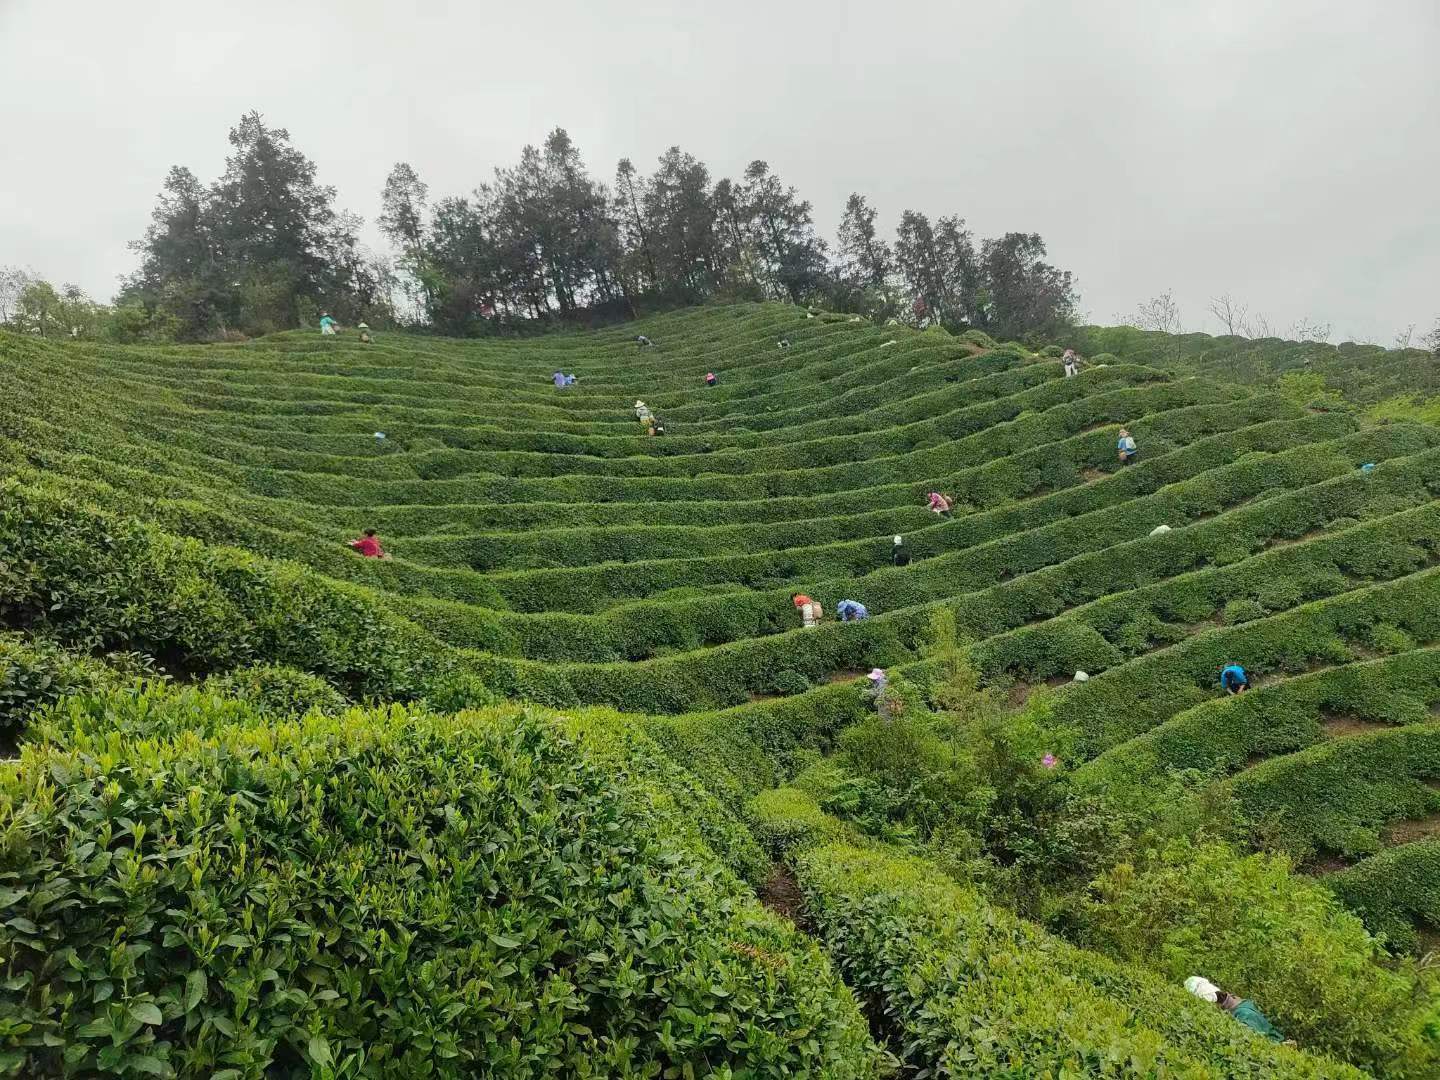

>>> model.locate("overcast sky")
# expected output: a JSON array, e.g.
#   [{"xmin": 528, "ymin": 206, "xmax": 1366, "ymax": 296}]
[{"xmin": 1, "ymin": 0, "xmax": 1436, "ymax": 342}]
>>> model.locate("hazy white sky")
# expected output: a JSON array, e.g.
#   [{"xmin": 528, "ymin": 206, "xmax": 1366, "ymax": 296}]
[{"xmin": 1, "ymin": 0, "xmax": 1436, "ymax": 342}]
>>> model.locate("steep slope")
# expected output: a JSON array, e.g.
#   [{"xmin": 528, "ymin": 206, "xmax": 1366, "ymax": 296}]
[{"xmin": 3, "ymin": 303, "xmax": 1437, "ymax": 1074}]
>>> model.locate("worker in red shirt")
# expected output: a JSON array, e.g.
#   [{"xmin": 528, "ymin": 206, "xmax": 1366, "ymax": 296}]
[{"xmin": 348, "ymin": 528, "xmax": 389, "ymax": 559}]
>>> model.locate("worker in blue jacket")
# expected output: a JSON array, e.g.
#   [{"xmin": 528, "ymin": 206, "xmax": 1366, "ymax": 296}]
[
  {"xmin": 836, "ymin": 599, "xmax": 869, "ymax": 622},
  {"xmin": 1220, "ymin": 663, "xmax": 1250, "ymax": 695}
]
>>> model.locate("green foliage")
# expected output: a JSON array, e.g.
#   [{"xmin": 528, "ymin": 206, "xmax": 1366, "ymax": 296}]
[
  {"xmin": 204, "ymin": 663, "xmax": 348, "ymax": 717},
  {"xmin": 5, "ymin": 280, "xmax": 106, "ymax": 339},
  {"xmin": 1044, "ymin": 567, "xmax": 1440, "ymax": 761},
  {"xmin": 417, "ymin": 669, "xmax": 499, "ymax": 712},
  {"xmin": 1224, "ymin": 598, "xmax": 1267, "ymax": 624},
  {"xmin": 0, "ymin": 701, "xmax": 882, "ymax": 1076},
  {"xmin": 1078, "ymin": 647, "xmax": 1440, "ymax": 808},
  {"xmin": 1369, "ymin": 394, "xmax": 1440, "ymax": 427},
  {"xmin": 770, "ymin": 668, "xmax": 811, "ymax": 696},
  {"xmin": 5, "ymin": 302, "xmax": 1440, "ymax": 1072},
  {"xmin": 1328, "ymin": 840, "xmax": 1440, "ymax": 953},
  {"xmin": 124, "ymin": 115, "xmax": 388, "ymax": 338},
  {"xmin": 104, "ymin": 302, "xmax": 180, "ymax": 344},
  {"xmin": 1226, "ymin": 722, "xmax": 1440, "ymax": 862},
  {"xmin": 1277, "ymin": 371, "xmax": 1347, "ymax": 410},
  {"xmin": 1075, "ymin": 324, "xmax": 1438, "ymax": 406},
  {"xmin": 0, "ymin": 633, "xmax": 126, "ymax": 742},
  {"xmin": 746, "ymin": 787, "xmax": 852, "ymax": 855},
  {"xmin": 1077, "ymin": 839, "xmax": 1439, "ymax": 1077},
  {"xmin": 797, "ymin": 841, "xmax": 1363, "ymax": 1077},
  {"xmin": 0, "ymin": 475, "xmax": 444, "ymax": 740}
]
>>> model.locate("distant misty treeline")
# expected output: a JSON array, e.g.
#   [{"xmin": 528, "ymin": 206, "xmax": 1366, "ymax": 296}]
[{"xmin": 117, "ymin": 112, "xmax": 1077, "ymax": 341}]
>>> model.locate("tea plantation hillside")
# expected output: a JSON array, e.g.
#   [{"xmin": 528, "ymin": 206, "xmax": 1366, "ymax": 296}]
[
  {"xmin": 1074, "ymin": 323, "xmax": 1439, "ymax": 406},
  {"xmin": 2, "ymin": 303, "xmax": 1440, "ymax": 1076}
]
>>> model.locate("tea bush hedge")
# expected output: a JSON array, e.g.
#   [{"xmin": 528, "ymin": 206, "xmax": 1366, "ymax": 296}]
[
  {"xmin": 1077, "ymin": 647, "xmax": 1440, "ymax": 802},
  {"xmin": 0, "ymin": 634, "xmax": 127, "ymax": 745},
  {"xmin": 1077, "ymin": 839, "xmax": 1439, "ymax": 1076},
  {"xmin": 1327, "ymin": 841, "xmax": 1440, "ymax": 952},
  {"xmin": 796, "ymin": 840, "xmax": 1364, "ymax": 1077},
  {"xmin": 1224, "ymin": 722, "xmax": 1440, "ymax": 861},
  {"xmin": 1038, "ymin": 567, "xmax": 1440, "ymax": 760},
  {"xmin": 1073, "ymin": 323, "xmax": 1439, "ymax": 404},
  {"xmin": 0, "ymin": 477, "xmax": 445, "ymax": 736},
  {"xmin": 0, "ymin": 700, "xmax": 881, "ymax": 1076}
]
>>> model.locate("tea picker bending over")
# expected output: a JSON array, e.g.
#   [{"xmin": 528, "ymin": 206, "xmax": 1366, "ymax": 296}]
[
  {"xmin": 1220, "ymin": 663, "xmax": 1249, "ymax": 694},
  {"xmin": 792, "ymin": 593, "xmax": 823, "ymax": 628}
]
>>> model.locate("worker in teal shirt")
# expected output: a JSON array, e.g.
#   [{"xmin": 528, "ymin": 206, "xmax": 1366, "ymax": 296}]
[
  {"xmin": 1185, "ymin": 977, "xmax": 1285, "ymax": 1043},
  {"xmin": 1220, "ymin": 663, "xmax": 1249, "ymax": 695}
]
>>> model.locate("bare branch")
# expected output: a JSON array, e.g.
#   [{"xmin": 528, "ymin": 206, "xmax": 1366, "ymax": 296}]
[
  {"xmin": 1208, "ymin": 293, "xmax": 1248, "ymax": 336},
  {"xmin": 0, "ymin": 265, "xmax": 38, "ymax": 324},
  {"xmin": 1288, "ymin": 317, "xmax": 1331, "ymax": 344},
  {"xmin": 1422, "ymin": 317, "xmax": 1440, "ymax": 355},
  {"xmin": 1244, "ymin": 312, "xmax": 1274, "ymax": 338},
  {"xmin": 1123, "ymin": 290, "xmax": 1182, "ymax": 334}
]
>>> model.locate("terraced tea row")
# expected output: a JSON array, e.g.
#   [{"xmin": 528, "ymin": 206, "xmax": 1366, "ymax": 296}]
[{"xmin": 1076, "ymin": 323, "xmax": 1440, "ymax": 404}]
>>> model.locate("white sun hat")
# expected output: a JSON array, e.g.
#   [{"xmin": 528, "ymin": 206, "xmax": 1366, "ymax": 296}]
[{"xmin": 1184, "ymin": 976, "xmax": 1220, "ymax": 1003}]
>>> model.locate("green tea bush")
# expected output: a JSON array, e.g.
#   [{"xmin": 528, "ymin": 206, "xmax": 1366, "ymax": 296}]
[
  {"xmin": 416, "ymin": 669, "xmax": 500, "ymax": 712},
  {"xmin": 1327, "ymin": 840, "xmax": 1440, "ymax": 953},
  {"xmin": 0, "ymin": 476, "xmax": 444, "ymax": 736},
  {"xmin": 796, "ymin": 840, "xmax": 1363, "ymax": 1077},
  {"xmin": 477, "ymin": 450, "xmax": 1440, "ymax": 712},
  {"xmin": 1077, "ymin": 647, "xmax": 1440, "ymax": 803},
  {"xmin": 1043, "ymin": 567, "xmax": 1440, "ymax": 760},
  {"xmin": 1074, "ymin": 323, "xmax": 1440, "ymax": 405},
  {"xmin": 746, "ymin": 787, "xmax": 852, "ymax": 855},
  {"xmin": 0, "ymin": 633, "xmax": 124, "ymax": 743},
  {"xmin": 770, "ymin": 669, "xmax": 811, "ymax": 695},
  {"xmin": 203, "ymin": 664, "xmax": 348, "ymax": 717},
  {"xmin": 7, "ymin": 301, "xmax": 1440, "ymax": 1071},
  {"xmin": 0, "ymin": 702, "xmax": 882, "ymax": 1077},
  {"xmin": 1225, "ymin": 723, "xmax": 1440, "ymax": 860},
  {"xmin": 1077, "ymin": 838, "xmax": 1438, "ymax": 1076},
  {"xmin": 1224, "ymin": 598, "xmax": 1267, "ymax": 624}
]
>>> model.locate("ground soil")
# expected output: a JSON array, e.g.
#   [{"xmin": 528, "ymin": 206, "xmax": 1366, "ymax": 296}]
[
  {"xmin": 1009, "ymin": 674, "xmax": 1075, "ymax": 708},
  {"xmin": 1263, "ymin": 528, "xmax": 1327, "ymax": 551},
  {"xmin": 1320, "ymin": 713, "xmax": 1393, "ymax": 738},
  {"xmin": 1385, "ymin": 813, "xmax": 1440, "ymax": 846},
  {"xmin": 758, "ymin": 863, "xmax": 806, "ymax": 926},
  {"xmin": 1415, "ymin": 925, "xmax": 1440, "ymax": 958}
]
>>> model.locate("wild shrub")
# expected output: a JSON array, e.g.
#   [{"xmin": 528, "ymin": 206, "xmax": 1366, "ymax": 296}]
[
  {"xmin": 797, "ymin": 841, "xmax": 1364, "ymax": 1077},
  {"xmin": 1077, "ymin": 838, "xmax": 1439, "ymax": 1077}
]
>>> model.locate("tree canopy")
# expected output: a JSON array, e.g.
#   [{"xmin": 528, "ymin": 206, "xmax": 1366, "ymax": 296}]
[
  {"xmin": 114, "ymin": 113, "xmax": 1078, "ymax": 341},
  {"xmin": 123, "ymin": 112, "xmax": 391, "ymax": 340},
  {"xmin": 381, "ymin": 130, "xmax": 1078, "ymax": 340}
]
